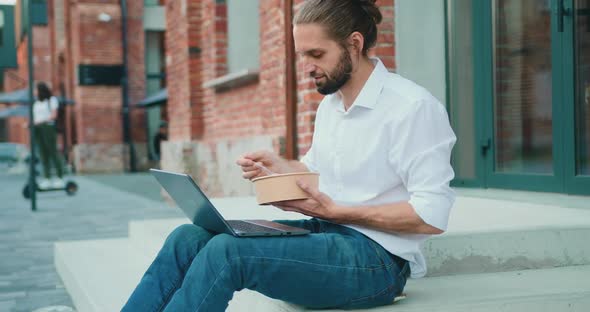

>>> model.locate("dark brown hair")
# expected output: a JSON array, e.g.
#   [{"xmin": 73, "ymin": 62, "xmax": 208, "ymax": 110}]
[
  {"xmin": 293, "ymin": 0, "xmax": 383, "ymax": 55},
  {"xmin": 36, "ymin": 82, "xmax": 53, "ymax": 102}
]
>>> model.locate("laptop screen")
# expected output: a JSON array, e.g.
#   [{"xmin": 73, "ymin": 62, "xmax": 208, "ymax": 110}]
[{"xmin": 150, "ymin": 169, "xmax": 234, "ymax": 235}]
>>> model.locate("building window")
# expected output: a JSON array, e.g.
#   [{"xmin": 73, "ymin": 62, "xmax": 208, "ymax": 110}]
[
  {"xmin": 21, "ymin": 0, "xmax": 48, "ymax": 39},
  {"xmin": 145, "ymin": 31, "xmax": 166, "ymax": 95},
  {"xmin": 226, "ymin": 0, "xmax": 260, "ymax": 73},
  {"xmin": 145, "ymin": 30, "xmax": 166, "ymax": 161}
]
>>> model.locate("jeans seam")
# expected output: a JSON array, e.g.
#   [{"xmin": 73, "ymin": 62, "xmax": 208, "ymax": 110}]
[
  {"xmin": 365, "ymin": 237, "xmax": 409, "ymax": 279},
  {"xmin": 398, "ymin": 262, "xmax": 409, "ymax": 279},
  {"xmin": 366, "ymin": 239, "xmax": 390, "ymax": 267},
  {"xmin": 196, "ymin": 255, "xmax": 398, "ymax": 311},
  {"xmin": 157, "ymin": 242, "xmax": 202, "ymax": 312},
  {"xmin": 241, "ymin": 255, "xmax": 396, "ymax": 271},
  {"xmin": 346, "ymin": 283, "xmax": 398, "ymax": 306},
  {"xmin": 195, "ymin": 260, "xmax": 233, "ymax": 312},
  {"xmin": 155, "ymin": 274, "xmax": 183, "ymax": 312}
]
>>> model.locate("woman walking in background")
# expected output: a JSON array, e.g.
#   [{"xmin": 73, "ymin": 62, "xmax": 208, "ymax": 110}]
[{"xmin": 33, "ymin": 82, "xmax": 64, "ymax": 189}]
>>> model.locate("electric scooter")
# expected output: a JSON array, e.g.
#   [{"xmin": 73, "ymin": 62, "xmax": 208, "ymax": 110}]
[
  {"xmin": 22, "ymin": 180, "xmax": 78, "ymax": 199},
  {"xmin": 21, "ymin": 156, "xmax": 79, "ymax": 199}
]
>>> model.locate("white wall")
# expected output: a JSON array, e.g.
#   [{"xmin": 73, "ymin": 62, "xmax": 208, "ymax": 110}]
[{"xmin": 395, "ymin": 0, "xmax": 447, "ymax": 104}]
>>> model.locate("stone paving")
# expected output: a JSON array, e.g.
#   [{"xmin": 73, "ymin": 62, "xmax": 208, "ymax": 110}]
[{"xmin": 0, "ymin": 172, "xmax": 182, "ymax": 312}]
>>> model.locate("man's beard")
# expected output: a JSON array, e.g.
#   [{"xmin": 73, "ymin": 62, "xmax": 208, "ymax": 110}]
[{"xmin": 313, "ymin": 49, "xmax": 353, "ymax": 95}]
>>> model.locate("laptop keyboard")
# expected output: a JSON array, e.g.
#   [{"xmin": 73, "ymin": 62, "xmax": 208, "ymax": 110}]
[{"xmin": 227, "ymin": 220, "xmax": 283, "ymax": 234}]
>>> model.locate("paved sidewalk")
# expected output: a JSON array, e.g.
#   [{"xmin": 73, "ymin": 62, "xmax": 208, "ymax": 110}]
[{"xmin": 0, "ymin": 172, "xmax": 182, "ymax": 312}]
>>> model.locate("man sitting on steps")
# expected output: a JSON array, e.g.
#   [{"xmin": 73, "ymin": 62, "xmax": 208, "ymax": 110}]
[{"xmin": 122, "ymin": 0, "xmax": 456, "ymax": 311}]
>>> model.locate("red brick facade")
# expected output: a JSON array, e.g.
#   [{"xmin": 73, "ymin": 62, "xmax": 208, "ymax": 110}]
[
  {"xmin": 164, "ymin": 0, "xmax": 194, "ymax": 142},
  {"xmin": 165, "ymin": 0, "xmax": 395, "ymax": 146},
  {"xmin": 3, "ymin": 25, "xmax": 53, "ymax": 145},
  {"xmin": 161, "ymin": 0, "xmax": 395, "ymax": 195},
  {"xmin": 2, "ymin": 0, "xmax": 395, "ymax": 180},
  {"xmin": 3, "ymin": 0, "xmax": 149, "ymax": 172}
]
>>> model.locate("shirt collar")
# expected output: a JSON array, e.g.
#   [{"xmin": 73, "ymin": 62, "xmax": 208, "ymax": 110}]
[{"xmin": 333, "ymin": 57, "xmax": 388, "ymax": 113}]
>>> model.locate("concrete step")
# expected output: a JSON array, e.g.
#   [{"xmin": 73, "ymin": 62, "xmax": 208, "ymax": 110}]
[
  {"xmin": 54, "ymin": 237, "xmax": 590, "ymax": 312},
  {"xmin": 55, "ymin": 194, "xmax": 590, "ymax": 311},
  {"xmin": 424, "ymin": 195, "xmax": 590, "ymax": 276},
  {"xmin": 128, "ymin": 195, "xmax": 590, "ymax": 276},
  {"xmin": 54, "ymin": 239, "xmax": 153, "ymax": 312}
]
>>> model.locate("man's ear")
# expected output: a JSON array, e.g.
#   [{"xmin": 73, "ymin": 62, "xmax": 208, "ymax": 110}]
[{"xmin": 348, "ymin": 32, "xmax": 365, "ymax": 56}]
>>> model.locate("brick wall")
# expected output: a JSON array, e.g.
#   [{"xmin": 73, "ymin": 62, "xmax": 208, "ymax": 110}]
[
  {"xmin": 162, "ymin": 0, "xmax": 396, "ymax": 195},
  {"xmin": 126, "ymin": 0, "xmax": 147, "ymax": 143},
  {"xmin": 70, "ymin": 3, "xmax": 122, "ymax": 149},
  {"xmin": 4, "ymin": 0, "xmax": 396, "ymax": 178},
  {"xmin": 373, "ymin": 0, "xmax": 396, "ymax": 70},
  {"xmin": 189, "ymin": 0, "xmax": 206, "ymax": 139},
  {"xmin": 165, "ymin": 0, "xmax": 192, "ymax": 141},
  {"xmin": 197, "ymin": 0, "xmax": 394, "ymax": 150},
  {"xmin": 66, "ymin": 0, "xmax": 148, "ymax": 172},
  {"xmin": 3, "ymin": 0, "xmax": 150, "ymax": 172},
  {"xmin": 3, "ymin": 24, "xmax": 53, "ymax": 145},
  {"xmin": 2, "ymin": 62, "xmax": 28, "ymax": 144}
]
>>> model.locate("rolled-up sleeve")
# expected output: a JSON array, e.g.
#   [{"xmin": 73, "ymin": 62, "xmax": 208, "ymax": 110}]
[{"xmin": 389, "ymin": 98, "xmax": 457, "ymax": 231}]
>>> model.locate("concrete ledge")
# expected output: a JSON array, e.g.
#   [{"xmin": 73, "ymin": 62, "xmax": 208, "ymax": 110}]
[
  {"xmin": 127, "ymin": 196, "xmax": 590, "ymax": 276},
  {"xmin": 55, "ymin": 239, "xmax": 153, "ymax": 312},
  {"xmin": 127, "ymin": 218, "xmax": 590, "ymax": 277},
  {"xmin": 54, "ymin": 237, "xmax": 590, "ymax": 312},
  {"xmin": 424, "ymin": 227, "xmax": 590, "ymax": 276},
  {"xmin": 55, "ymin": 195, "xmax": 590, "ymax": 311}
]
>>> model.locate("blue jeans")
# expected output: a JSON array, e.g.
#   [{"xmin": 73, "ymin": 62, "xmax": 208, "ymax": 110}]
[{"xmin": 122, "ymin": 218, "xmax": 410, "ymax": 312}]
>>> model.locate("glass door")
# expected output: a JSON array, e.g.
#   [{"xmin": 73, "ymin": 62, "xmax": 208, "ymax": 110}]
[
  {"xmin": 447, "ymin": 0, "xmax": 482, "ymax": 187},
  {"xmin": 565, "ymin": 0, "xmax": 590, "ymax": 193},
  {"xmin": 448, "ymin": 0, "xmax": 590, "ymax": 194},
  {"xmin": 481, "ymin": 0, "xmax": 565, "ymax": 191},
  {"xmin": 471, "ymin": 0, "xmax": 590, "ymax": 194},
  {"xmin": 575, "ymin": 0, "xmax": 590, "ymax": 176},
  {"xmin": 492, "ymin": 1, "xmax": 554, "ymax": 175}
]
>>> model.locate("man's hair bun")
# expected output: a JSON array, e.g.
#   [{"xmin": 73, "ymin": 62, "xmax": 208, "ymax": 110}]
[
  {"xmin": 356, "ymin": 0, "xmax": 382, "ymax": 25},
  {"xmin": 294, "ymin": 0, "xmax": 384, "ymax": 55}
]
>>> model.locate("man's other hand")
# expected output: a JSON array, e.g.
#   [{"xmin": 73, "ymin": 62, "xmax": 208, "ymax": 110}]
[{"xmin": 273, "ymin": 180, "xmax": 348, "ymax": 222}]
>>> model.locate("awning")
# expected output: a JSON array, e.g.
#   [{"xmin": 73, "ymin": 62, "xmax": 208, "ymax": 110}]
[
  {"xmin": 0, "ymin": 88, "xmax": 74, "ymax": 105},
  {"xmin": 0, "ymin": 105, "xmax": 29, "ymax": 119},
  {"xmin": 0, "ymin": 89, "xmax": 28, "ymax": 103},
  {"xmin": 136, "ymin": 88, "xmax": 167, "ymax": 108}
]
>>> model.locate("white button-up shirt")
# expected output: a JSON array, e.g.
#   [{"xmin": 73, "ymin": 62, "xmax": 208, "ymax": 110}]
[{"xmin": 300, "ymin": 58, "xmax": 456, "ymax": 278}]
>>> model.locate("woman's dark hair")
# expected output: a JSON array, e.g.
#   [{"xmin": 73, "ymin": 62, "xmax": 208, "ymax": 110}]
[
  {"xmin": 36, "ymin": 82, "xmax": 53, "ymax": 101},
  {"xmin": 293, "ymin": 0, "xmax": 383, "ymax": 55}
]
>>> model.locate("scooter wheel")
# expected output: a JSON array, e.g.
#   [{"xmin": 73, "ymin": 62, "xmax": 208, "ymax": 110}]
[
  {"xmin": 65, "ymin": 182, "xmax": 78, "ymax": 196},
  {"xmin": 23, "ymin": 184, "xmax": 32, "ymax": 199}
]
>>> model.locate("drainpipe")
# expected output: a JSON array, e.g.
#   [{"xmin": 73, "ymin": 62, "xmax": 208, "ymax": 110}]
[
  {"xmin": 26, "ymin": 0, "xmax": 37, "ymax": 211},
  {"xmin": 284, "ymin": 0, "xmax": 298, "ymax": 160},
  {"xmin": 120, "ymin": 0, "xmax": 137, "ymax": 172}
]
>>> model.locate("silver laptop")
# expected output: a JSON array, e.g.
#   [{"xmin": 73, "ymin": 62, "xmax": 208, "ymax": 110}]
[{"xmin": 150, "ymin": 169, "xmax": 310, "ymax": 237}]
